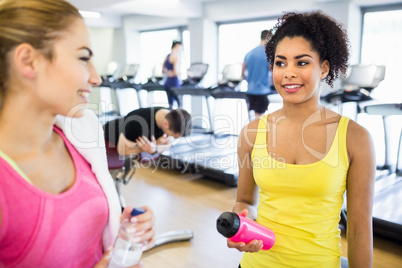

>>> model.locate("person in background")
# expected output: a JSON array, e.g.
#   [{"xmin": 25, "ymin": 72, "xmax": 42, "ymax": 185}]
[
  {"xmin": 0, "ymin": 0, "xmax": 154, "ymax": 267},
  {"xmin": 103, "ymin": 107, "xmax": 191, "ymax": 157},
  {"xmin": 162, "ymin": 40, "xmax": 183, "ymax": 109},
  {"xmin": 242, "ymin": 30, "xmax": 273, "ymax": 120},
  {"xmin": 228, "ymin": 11, "xmax": 375, "ymax": 268}
]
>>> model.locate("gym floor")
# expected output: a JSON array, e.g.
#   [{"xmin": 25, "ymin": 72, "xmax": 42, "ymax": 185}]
[{"xmin": 120, "ymin": 165, "xmax": 402, "ymax": 268}]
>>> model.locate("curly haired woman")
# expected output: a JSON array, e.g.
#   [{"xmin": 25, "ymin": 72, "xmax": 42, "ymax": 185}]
[{"xmin": 228, "ymin": 11, "xmax": 375, "ymax": 268}]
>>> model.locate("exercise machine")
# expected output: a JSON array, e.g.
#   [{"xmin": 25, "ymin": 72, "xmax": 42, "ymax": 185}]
[
  {"xmin": 372, "ymin": 118, "xmax": 402, "ymax": 241},
  {"xmin": 323, "ymin": 64, "xmax": 386, "ymax": 120},
  {"xmin": 99, "ymin": 63, "xmax": 142, "ymax": 118},
  {"xmin": 158, "ymin": 63, "xmax": 247, "ymax": 186},
  {"xmin": 323, "ymin": 64, "xmax": 389, "ymax": 178},
  {"xmin": 365, "ymin": 103, "xmax": 402, "ymax": 176},
  {"xmin": 181, "ymin": 62, "xmax": 209, "ymax": 87},
  {"xmin": 140, "ymin": 62, "xmax": 210, "ymax": 109},
  {"xmin": 340, "ymin": 103, "xmax": 402, "ymax": 239}
]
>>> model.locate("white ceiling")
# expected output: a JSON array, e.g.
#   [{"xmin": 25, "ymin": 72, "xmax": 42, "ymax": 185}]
[
  {"xmin": 68, "ymin": 0, "xmax": 226, "ymax": 19},
  {"xmin": 67, "ymin": 0, "xmax": 401, "ymax": 27}
]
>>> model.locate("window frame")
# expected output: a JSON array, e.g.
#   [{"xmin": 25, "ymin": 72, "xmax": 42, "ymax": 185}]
[{"xmin": 360, "ymin": 3, "xmax": 402, "ymax": 63}]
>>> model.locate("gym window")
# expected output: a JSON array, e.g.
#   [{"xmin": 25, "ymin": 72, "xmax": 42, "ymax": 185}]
[
  {"xmin": 359, "ymin": 4, "xmax": 402, "ymax": 168},
  {"xmin": 217, "ymin": 19, "xmax": 276, "ymax": 80},
  {"xmin": 138, "ymin": 27, "xmax": 190, "ymax": 84},
  {"xmin": 361, "ymin": 5, "xmax": 402, "ymax": 103}
]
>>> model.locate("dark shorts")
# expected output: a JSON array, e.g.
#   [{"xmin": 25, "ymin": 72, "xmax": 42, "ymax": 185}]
[{"xmin": 246, "ymin": 93, "xmax": 269, "ymax": 114}]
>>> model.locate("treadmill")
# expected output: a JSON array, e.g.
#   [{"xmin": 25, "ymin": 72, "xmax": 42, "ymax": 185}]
[
  {"xmin": 140, "ymin": 63, "xmax": 166, "ymax": 93},
  {"xmin": 137, "ymin": 63, "xmax": 176, "ymax": 109},
  {"xmin": 159, "ymin": 63, "xmax": 248, "ymax": 186},
  {"xmin": 323, "ymin": 64, "xmax": 388, "ymax": 177},
  {"xmin": 322, "ymin": 64, "xmax": 386, "ymax": 120},
  {"xmin": 99, "ymin": 63, "xmax": 142, "ymax": 118},
  {"xmin": 372, "ymin": 121, "xmax": 402, "ymax": 241},
  {"xmin": 159, "ymin": 133, "xmax": 239, "ymax": 186}
]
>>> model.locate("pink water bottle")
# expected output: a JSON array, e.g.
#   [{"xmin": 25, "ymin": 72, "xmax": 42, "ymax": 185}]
[{"xmin": 216, "ymin": 212, "xmax": 275, "ymax": 250}]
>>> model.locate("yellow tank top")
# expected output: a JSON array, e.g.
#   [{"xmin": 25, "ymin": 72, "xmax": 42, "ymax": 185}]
[{"xmin": 241, "ymin": 115, "xmax": 350, "ymax": 268}]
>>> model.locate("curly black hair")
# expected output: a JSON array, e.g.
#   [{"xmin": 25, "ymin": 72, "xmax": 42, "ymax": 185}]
[{"xmin": 266, "ymin": 10, "xmax": 350, "ymax": 87}]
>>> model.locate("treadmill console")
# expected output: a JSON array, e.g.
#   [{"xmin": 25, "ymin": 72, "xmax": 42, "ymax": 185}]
[{"xmin": 342, "ymin": 64, "xmax": 385, "ymax": 91}]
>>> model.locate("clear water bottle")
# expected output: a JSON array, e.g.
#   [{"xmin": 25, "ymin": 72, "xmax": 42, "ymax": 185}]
[{"xmin": 108, "ymin": 208, "xmax": 146, "ymax": 268}]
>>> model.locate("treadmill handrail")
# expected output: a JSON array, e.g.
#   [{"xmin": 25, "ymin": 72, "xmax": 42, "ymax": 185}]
[{"xmin": 364, "ymin": 103, "xmax": 402, "ymax": 117}]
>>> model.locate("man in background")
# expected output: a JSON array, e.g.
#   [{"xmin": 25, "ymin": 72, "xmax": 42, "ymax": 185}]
[
  {"xmin": 104, "ymin": 107, "xmax": 191, "ymax": 157},
  {"xmin": 242, "ymin": 30, "xmax": 272, "ymax": 120}
]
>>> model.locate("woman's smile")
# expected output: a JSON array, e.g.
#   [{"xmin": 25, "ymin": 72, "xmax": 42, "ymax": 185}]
[
  {"xmin": 78, "ymin": 89, "xmax": 91, "ymax": 102},
  {"xmin": 282, "ymin": 83, "xmax": 303, "ymax": 93}
]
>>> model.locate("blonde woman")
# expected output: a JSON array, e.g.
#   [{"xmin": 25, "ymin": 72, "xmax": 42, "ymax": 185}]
[{"xmin": 0, "ymin": 0, "xmax": 154, "ymax": 267}]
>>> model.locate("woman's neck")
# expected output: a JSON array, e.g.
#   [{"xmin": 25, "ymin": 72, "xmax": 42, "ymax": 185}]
[
  {"xmin": 280, "ymin": 100, "xmax": 324, "ymax": 124},
  {"xmin": 0, "ymin": 95, "xmax": 56, "ymax": 156}
]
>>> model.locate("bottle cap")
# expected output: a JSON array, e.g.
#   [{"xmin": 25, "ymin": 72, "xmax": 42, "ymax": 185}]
[
  {"xmin": 216, "ymin": 212, "xmax": 240, "ymax": 238},
  {"xmin": 131, "ymin": 207, "xmax": 146, "ymax": 216}
]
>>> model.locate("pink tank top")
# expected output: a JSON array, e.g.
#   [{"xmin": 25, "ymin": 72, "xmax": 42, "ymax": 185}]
[{"xmin": 0, "ymin": 126, "xmax": 109, "ymax": 267}]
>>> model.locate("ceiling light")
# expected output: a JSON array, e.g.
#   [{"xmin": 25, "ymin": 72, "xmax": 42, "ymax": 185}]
[
  {"xmin": 150, "ymin": 0, "xmax": 180, "ymax": 3},
  {"xmin": 79, "ymin": 10, "xmax": 102, "ymax": 19}
]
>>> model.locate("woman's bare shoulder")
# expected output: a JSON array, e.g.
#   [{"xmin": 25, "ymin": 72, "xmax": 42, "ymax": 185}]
[
  {"xmin": 346, "ymin": 119, "xmax": 372, "ymax": 141},
  {"xmin": 346, "ymin": 119, "xmax": 374, "ymax": 158},
  {"xmin": 238, "ymin": 117, "xmax": 262, "ymax": 150}
]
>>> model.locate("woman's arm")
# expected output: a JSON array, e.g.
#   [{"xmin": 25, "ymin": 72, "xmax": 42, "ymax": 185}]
[
  {"xmin": 346, "ymin": 120, "xmax": 375, "ymax": 268},
  {"xmin": 227, "ymin": 120, "xmax": 263, "ymax": 252},
  {"xmin": 233, "ymin": 121, "xmax": 259, "ymax": 216}
]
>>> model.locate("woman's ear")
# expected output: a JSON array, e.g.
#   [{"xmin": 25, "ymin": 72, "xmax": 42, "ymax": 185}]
[
  {"xmin": 13, "ymin": 43, "xmax": 39, "ymax": 79},
  {"xmin": 321, "ymin": 60, "xmax": 330, "ymax": 80}
]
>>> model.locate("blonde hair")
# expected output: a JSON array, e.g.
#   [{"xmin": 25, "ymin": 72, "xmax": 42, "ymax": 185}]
[{"xmin": 0, "ymin": 0, "xmax": 82, "ymax": 98}]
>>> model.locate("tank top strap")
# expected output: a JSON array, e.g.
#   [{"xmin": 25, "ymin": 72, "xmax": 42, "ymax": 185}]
[
  {"xmin": 0, "ymin": 150, "xmax": 33, "ymax": 184},
  {"xmin": 337, "ymin": 116, "xmax": 350, "ymax": 167},
  {"xmin": 251, "ymin": 114, "xmax": 269, "ymax": 159}
]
